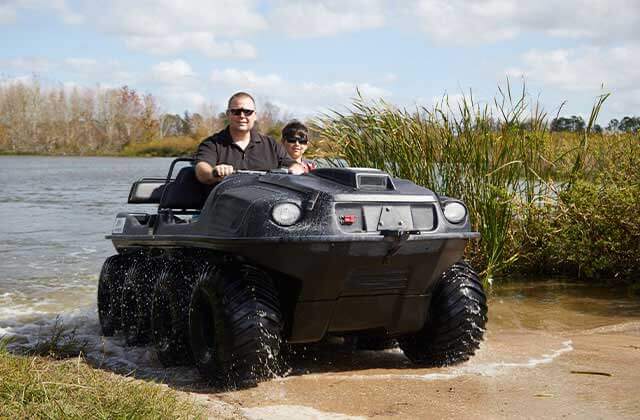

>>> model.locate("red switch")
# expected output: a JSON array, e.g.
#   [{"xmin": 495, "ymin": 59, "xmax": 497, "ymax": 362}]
[{"xmin": 341, "ymin": 215, "xmax": 356, "ymax": 225}]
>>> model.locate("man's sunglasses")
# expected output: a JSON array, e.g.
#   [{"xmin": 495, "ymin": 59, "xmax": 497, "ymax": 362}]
[
  {"xmin": 228, "ymin": 108, "xmax": 255, "ymax": 116},
  {"xmin": 285, "ymin": 137, "xmax": 308, "ymax": 145}
]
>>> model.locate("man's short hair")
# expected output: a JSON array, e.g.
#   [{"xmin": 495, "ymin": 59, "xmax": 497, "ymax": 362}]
[
  {"xmin": 227, "ymin": 92, "xmax": 255, "ymax": 110},
  {"xmin": 282, "ymin": 120, "xmax": 308, "ymax": 141}
]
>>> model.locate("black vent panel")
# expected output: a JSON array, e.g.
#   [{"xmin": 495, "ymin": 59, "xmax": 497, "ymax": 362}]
[
  {"xmin": 344, "ymin": 269, "xmax": 409, "ymax": 294},
  {"xmin": 313, "ymin": 168, "xmax": 394, "ymax": 190}
]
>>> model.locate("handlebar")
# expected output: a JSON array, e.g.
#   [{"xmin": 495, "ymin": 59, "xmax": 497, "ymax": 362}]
[
  {"xmin": 213, "ymin": 167, "xmax": 290, "ymax": 177},
  {"xmin": 233, "ymin": 170, "xmax": 268, "ymax": 175}
]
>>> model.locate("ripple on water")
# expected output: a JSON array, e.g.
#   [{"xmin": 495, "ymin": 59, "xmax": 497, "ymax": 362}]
[
  {"xmin": 580, "ymin": 321, "xmax": 640, "ymax": 336},
  {"xmin": 277, "ymin": 333, "xmax": 574, "ymax": 383}
]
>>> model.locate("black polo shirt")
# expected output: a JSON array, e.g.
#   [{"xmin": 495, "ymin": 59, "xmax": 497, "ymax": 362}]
[{"xmin": 195, "ymin": 127, "xmax": 295, "ymax": 171}]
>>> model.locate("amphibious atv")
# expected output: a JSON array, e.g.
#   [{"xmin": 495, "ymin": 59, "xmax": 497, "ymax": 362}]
[{"xmin": 98, "ymin": 158, "xmax": 487, "ymax": 386}]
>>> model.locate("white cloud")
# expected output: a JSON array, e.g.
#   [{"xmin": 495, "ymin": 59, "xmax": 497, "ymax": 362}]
[
  {"xmin": 506, "ymin": 45, "xmax": 640, "ymax": 92},
  {"xmin": 126, "ymin": 33, "xmax": 256, "ymax": 59},
  {"xmin": 63, "ymin": 58, "xmax": 98, "ymax": 73},
  {"xmin": 382, "ymin": 73, "xmax": 398, "ymax": 83},
  {"xmin": 59, "ymin": 58, "xmax": 135, "ymax": 85},
  {"xmin": 99, "ymin": 0, "xmax": 266, "ymax": 37},
  {"xmin": 90, "ymin": 0, "xmax": 265, "ymax": 59},
  {"xmin": 0, "ymin": 0, "xmax": 83, "ymax": 25},
  {"xmin": 0, "ymin": 3, "xmax": 17, "ymax": 24},
  {"xmin": 0, "ymin": 56, "xmax": 136, "ymax": 87},
  {"xmin": 606, "ymin": 89, "xmax": 640, "ymax": 118},
  {"xmin": 269, "ymin": 0, "xmax": 385, "ymax": 37},
  {"xmin": 151, "ymin": 60, "xmax": 195, "ymax": 83},
  {"xmin": 406, "ymin": 0, "xmax": 640, "ymax": 44},
  {"xmin": 48, "ymin": 0, "xmax": 83, "ymax": 24},
  {"xmin": 0, "ymin": 57, "xmax": 51, "ymax": 73},
  {"xmin": 299, "ymin": 81, "xmax": 388, "ymax": 101},
  {"xmin": 209, "ymin": 67, "xmax": 390, "ymax": 115},
  {"xmin": 161, "ymin": 90, "xmax": 208, "ymax": 112},
  {"xmin": 141, "ymin": 61, "xmax": 208, "ymax": 113},
  {"xmin": 0, "ymin": 1, "xmax": 263, "ymax": 58},
  {"xmin": 210, "ymin": 69, "xmax": 284, "ymax": 90},
  {"xmin": 505, "ymin": 44, "xmax": 640, "ymax": 120},
  {"xmin": 431, "ymin": 93, "xmax": 467, "ymax": 108}
]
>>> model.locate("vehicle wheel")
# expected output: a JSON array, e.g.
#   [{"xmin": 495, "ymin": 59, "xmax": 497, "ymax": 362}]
[
  {"xmin": 398, "ymin": 261, "xmax": 487, "ymax": 366},
  {"xmin": 189, "ymin": 264, "xmax": 285, "ymax": 387},
  {"xmin": 121, "ymin": 255, "xmax": 162, "ymax": 346},
  {"xmin": 151, "ymin": 261, "xmax": 200, "ymax": 366},
  {"xmin": 97, "ymin": 255, "xmax": 128, "ymax": 336}
]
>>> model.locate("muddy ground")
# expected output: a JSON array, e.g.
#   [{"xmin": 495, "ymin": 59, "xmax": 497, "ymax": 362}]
[{"xmin": 182, "ymin": 284, "xmax": 640, "ymax": 419}]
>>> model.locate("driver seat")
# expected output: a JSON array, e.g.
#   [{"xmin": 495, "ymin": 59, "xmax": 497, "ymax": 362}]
[{"xmin": 159, "ymin": 166, "xmax": 213, "ymax": 211}]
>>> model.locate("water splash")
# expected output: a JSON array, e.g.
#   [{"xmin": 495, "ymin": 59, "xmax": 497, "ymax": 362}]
[{"xmin": 280, "ymin": 340, "xmax": 574, "ymax": 382}]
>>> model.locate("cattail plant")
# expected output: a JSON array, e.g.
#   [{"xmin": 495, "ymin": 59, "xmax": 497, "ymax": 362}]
[{"xmin": 316, "ymin": 84, "xmax": 613, "ymax": 283}]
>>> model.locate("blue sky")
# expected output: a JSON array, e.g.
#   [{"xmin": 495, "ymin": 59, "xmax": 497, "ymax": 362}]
[{"xmin": 1, "ymin": 0, "xmax": 638, "ymax": 124}]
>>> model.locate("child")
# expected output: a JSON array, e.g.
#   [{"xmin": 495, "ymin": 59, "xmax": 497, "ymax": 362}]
[{"xmin": 281, "ymin": 120, "xmax": 316, "ymax": 173}]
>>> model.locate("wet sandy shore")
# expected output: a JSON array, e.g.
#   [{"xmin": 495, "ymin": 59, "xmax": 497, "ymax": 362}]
[{"xmin": 192, "ymin": 284, "xmax": 640, "ymax": 419}]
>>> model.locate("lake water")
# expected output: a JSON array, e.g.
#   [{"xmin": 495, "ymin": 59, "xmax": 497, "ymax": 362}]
[
  {"xmin": 0, "ymin": 156, "xmax": 168, "ymax": 314},
  {"xmin": 1, "ymin": 156, "xmax": 639, "ymax": 404},
  {"xmin": 0, "ymin": 156, "xmax": 187, "ymax": 376}
]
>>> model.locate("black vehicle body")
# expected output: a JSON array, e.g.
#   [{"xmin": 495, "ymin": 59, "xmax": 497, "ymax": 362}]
[{"xmin": 100, "ymin": 158, "xmax": 487, "ymax": 385}]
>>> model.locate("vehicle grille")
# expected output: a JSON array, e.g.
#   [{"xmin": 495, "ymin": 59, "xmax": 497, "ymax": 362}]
[{"xmin": 335, "ymin": 203, "xmax": 436, "ymax": 233}]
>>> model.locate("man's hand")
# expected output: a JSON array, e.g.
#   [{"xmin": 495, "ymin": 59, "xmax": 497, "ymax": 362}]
[
  {"xmin": 288, "ymin": 162, "xmax": 305, "ymax": 175},
  {"xmin": 213, "ymin": 164, "xmax": 234, "ymax": 178},
  {"xmin": 195, "ymin": 161, "xmax": 234, "ymax": 184}
]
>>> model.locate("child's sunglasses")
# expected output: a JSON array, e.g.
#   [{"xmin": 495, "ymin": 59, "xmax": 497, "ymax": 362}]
[{"xmin": 285, "ymin": 137, "xmax": 308, "ymax": 145}]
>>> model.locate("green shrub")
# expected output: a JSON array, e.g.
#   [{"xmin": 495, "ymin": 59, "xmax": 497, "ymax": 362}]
[{"xmin": 512, "ymin": 179, "xmax": 640, "ymax": 282}]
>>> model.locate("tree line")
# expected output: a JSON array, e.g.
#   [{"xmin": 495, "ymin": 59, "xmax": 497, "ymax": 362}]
[
  {"xmin": 1, "ymin": 79, "xmax": 637, "ymax": 155},
  {"xmin": 0, "ymin": 80, "xmax": 291, "ymax": 155},
  {"xmin": 550, "ymin": 115, "xmax": 640, "ymax": 133}
]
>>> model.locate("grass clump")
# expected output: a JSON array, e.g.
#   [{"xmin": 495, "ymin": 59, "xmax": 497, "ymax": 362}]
[
  {"xmin": 0, "ymin": 322, "xmax": 206, "ymax": 419},
  {"xmin": 25, "ymin": 316, "xmax": 88, "ymax": 360},
  {"xmin": 0, "ymin": 340, "xmax": 205, "ymax": 419}
]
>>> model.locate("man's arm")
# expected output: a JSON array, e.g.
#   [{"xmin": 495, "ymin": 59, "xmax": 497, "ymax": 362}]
[
  {"xmin": 195, "ymin": 136, "xmax": 235, "ymax": 184},
  {"xmin": 195, "ymin": 161, "xmax": 217, "ymax": 184}
]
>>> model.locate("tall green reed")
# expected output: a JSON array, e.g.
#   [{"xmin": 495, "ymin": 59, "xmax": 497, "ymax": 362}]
[{"xmin": 316, "ymin": 84, "xmax": 604, "ymax": 282}]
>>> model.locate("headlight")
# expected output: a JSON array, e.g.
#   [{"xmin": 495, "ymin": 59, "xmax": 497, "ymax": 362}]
[
  {"xmin": 271, "ymin": 203, "xmax": 302, "ymax": 226},
  {"xmin": 443, "ymin": 201, "xmax": 467, "ymax": 224}
]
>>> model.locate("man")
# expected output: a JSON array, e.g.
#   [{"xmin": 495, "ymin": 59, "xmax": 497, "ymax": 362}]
[{"xmin": 195, "ymin": 92, "xmax": 304, "ymax": 184}]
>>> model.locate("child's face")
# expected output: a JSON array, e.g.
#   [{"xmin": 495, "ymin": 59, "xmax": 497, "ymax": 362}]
[{"xmin": 283, "ymin": 137, "xmax": 308, "ymax": 161}]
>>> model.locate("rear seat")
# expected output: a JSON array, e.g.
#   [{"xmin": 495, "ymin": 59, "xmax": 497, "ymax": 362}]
[{"xmin": 159, "ymin": 166, "xmax": 213, "ymax": 211}]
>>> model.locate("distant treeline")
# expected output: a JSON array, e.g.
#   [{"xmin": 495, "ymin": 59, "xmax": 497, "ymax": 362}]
[
  {"xmin": 0, "ymin": 80, "xmax": 296, "ymax": 156},
  {"xmin": 2, "ymin": 80, "xmax": 639, "ymax": 157},
  {"xmin": 550, "ymin": 115, "xmax": 640, "ymax": 133}
]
